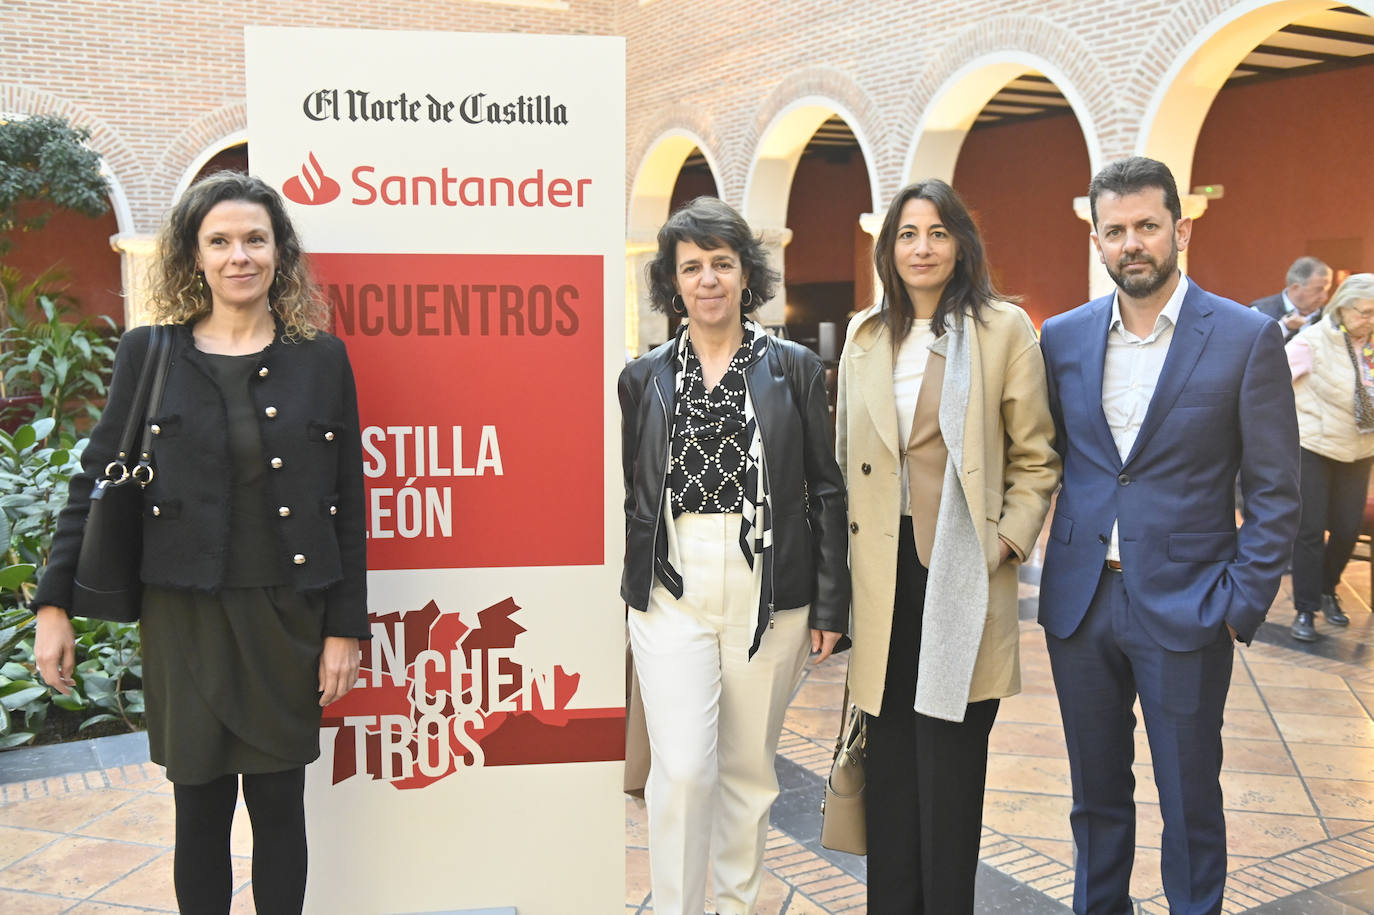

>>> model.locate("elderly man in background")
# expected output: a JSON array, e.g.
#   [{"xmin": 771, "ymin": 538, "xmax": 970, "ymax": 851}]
[{"xmin": 1252, "ymin": 256, "xmax": 1333, "ymax": 342}]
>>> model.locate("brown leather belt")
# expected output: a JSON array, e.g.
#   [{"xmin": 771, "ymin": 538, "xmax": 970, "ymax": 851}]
[{"xmin": 1105, "ymin": 559, "xmax": 1123, "ymax": 571}]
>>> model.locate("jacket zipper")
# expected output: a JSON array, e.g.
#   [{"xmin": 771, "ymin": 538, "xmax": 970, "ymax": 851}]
[
  {"xmin": 648, "ymin": 376, "xmax": 671, "ymax": 597},
  {"xmin": 741, "ymin": 362, "xmax": 778, "ymax": 620}
]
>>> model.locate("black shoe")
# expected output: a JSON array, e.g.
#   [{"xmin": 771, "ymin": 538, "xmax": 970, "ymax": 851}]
[
  {"xmin": 1291, "ymin": 611, "xmax": 1318, "ymax": 642},
  {"xmin": 1321, "ymin": 593, "xmax": 1350, "ymax": 626}
]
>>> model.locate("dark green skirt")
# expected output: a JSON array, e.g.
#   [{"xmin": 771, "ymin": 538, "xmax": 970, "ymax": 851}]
[{"xmin": 140, "ymin": 585, "xmax": 326, "ymax": 785}]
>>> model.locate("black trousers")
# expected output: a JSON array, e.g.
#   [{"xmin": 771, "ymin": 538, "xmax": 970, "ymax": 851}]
[
  {"xmin": 1292, "ymin": 447, "xmax": 1373, "ymax": 612},
  {"xmin": 864, "ymin": 521, "xmax": 1000, "ymax": 915}
]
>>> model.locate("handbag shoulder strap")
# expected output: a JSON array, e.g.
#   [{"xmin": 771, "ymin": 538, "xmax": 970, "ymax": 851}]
[
  {"xmin": 106, "ymin": 325, "xmax": 166, "ymax": 478},
  {"xmin": 131, "ymin": 325, "xmax": 173, "ymax": 487},
  {"xmin": 830, "ymin": 678, "xmax": 864, "ymax": 760}
]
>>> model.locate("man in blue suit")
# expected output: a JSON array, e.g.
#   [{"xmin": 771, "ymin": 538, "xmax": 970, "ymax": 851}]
[{"xmin": 1038, "ymin": 157, "xmax": 1300, "ymax": 915}]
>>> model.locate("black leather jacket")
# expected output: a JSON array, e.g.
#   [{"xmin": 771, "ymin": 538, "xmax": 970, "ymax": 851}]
[{"xmin": 617, "ymin": 333, "xmax": 849, "ymax": 635}]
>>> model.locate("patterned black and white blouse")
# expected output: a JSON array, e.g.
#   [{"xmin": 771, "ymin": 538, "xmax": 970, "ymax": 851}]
[{"xmin": 668, "ymin": 324, "xmax": 759, "ymax": 516}]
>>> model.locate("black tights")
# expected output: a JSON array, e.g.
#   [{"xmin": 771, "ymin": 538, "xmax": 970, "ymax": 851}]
[{"xmin": 173, "ymin": 768, "xmax": 307, "ymax": 915}]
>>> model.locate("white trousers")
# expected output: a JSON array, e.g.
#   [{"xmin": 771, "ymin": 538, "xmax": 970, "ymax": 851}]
[{"xmin": 629, "ymin": 513, "xmax": 811, "ymax": 915}]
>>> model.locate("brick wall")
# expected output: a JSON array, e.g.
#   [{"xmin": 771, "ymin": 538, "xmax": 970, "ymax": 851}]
[
  {"xmin": 1189, "ymin": 60, "xmax": 1374, "ymax": 305},
  {"xmin": 2, "ymin": 0, "xmax": 1367, "ymax": 316},
  {"xmin": 0, "ymin": 0, "xmax": 614, "ymax": 233}
]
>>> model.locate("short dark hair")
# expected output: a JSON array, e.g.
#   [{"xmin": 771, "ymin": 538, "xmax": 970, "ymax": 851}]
[
  {"xmin": 874, "ymin": 179, "xmax": 1010, "ymax": 342},
  {"xmin": 645, "ymin": 196, "xmax": 778, "ymax": 314},
  {"xmin": 1088, "ymin": 156, "xmax": 1182, "ymax": 228},
  {"xmin": 1286, "ymin": 256, "xmax": 1331, "ymax": 288}
]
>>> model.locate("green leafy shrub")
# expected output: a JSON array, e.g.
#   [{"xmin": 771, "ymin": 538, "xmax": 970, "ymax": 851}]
[
  {"xmin": 1, "ymin": 377, "xmax": 141, "ymax": 747},
  {"xmin": 1, "ymin": 291, "xmax": 116, "ymax": 443}
]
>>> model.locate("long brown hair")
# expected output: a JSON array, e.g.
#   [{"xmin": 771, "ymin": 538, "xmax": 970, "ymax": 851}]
[{"xmin": 873, "ymin": 179, "xmax": 1012, "ymax": 343}]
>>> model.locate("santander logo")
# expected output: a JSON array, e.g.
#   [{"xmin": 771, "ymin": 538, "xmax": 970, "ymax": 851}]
[{"xmin": 282, "ymin": 152, "xmax": 342, "ymax": 205}]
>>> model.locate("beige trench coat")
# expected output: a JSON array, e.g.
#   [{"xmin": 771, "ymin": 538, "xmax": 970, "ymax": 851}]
[{"xmin": 836, "ymin": 300, "xmax": 1060, "ymax": 716}]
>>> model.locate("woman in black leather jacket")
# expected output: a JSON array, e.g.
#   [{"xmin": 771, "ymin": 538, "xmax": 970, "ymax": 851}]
[
  {"xmin": 618, "ymin": 196, "xmax": 849, "ymax": 915},
  {"xmin": 33, "ymin": 172, "xmax": 366, "ymax": 915}
]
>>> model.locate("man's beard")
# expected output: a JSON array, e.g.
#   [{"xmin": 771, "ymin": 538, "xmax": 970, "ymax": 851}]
[{"xmin": 1106, "ymin": 245, "xmax": 1178, "ymax": 298}]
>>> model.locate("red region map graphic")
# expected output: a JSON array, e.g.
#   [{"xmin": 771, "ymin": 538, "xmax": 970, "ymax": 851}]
[{"xmin": 322, "ymin": 597, "xmax": 624, "ymax": 788}]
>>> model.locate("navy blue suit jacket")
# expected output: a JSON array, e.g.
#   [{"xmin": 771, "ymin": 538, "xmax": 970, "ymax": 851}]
[{"xmin": 1039, "ymin": 281, "xmax": 1301, "ymax": 650}]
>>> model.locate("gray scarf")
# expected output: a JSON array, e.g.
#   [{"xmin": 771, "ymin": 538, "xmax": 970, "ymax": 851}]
[{"xmin": 914, "ymin": 311, "xmax": 990, "ymax": 722}]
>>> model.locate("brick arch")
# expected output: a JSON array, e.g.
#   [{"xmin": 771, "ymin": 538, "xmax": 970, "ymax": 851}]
[
  {"xmin": 749, "ymin": 67, "xmax": 884, "ymax": 163},
  {"xmin": 169, "ymin": 128, "xmax": 248, "ymax": 204},
  {"xmin": 1132, "ymin": 0, "xmax": 1374, "ymax": 190},
  {"xmin": 743, "ymin": 69, "xmax": 883, "ymax": 228},
  {"xmin": 0, "ymin": 85, "xmax": 141, "ymax": 235},
  {"xmin": 900, "ymin": 16, "xmax": 1111, "ymax": 182},
  {"xmin": 745, "ymin": 67, "xmax": 883, "ymax": 206},
  {"xmin": 628, "ymin": 127, "xmax": 723, "ymax": 236},
  {"xmin": 151, "ymin": 103, "xmax": 248, "ymax": 214},
  {"xmin": 627, "ymin": 109, "xmax": 725, "ymax": 232}
]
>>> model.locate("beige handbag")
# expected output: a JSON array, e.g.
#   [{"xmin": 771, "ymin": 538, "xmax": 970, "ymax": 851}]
[{"xmin": 820, "ymin": 688, "xmax": 867, "ymax": 855}]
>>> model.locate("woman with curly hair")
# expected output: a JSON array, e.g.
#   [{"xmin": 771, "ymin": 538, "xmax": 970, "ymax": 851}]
[
  {"xmin": 33, "ymin": 171, "xmax": 368, "ymax": 914},
  {"xmin": 619, "ymin": 196, "xmax": 849, "ymax": 915}
]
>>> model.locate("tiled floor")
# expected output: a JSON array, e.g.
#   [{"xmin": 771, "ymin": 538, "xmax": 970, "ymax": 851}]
[
  {"xmin": 624, "ymin": 559, "xmax": 1374, "ymax": 914},
  {"xmin": 3, "ymin": 563, "xmax": 1374, "ymax": 913}
]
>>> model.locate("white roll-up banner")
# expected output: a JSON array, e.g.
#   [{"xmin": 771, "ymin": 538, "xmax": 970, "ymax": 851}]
[{"xmin": 247, "ymin": 26, "xmax": 626, "ymax": 914}]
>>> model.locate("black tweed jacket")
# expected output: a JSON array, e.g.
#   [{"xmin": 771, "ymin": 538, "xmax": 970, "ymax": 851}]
[{"xmin": 36, "ymin": 322, "xmax": 369, "ymax": 639}]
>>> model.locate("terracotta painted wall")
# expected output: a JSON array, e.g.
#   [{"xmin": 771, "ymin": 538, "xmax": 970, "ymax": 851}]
[
  {"xmin": 4, "ymin": 202, "xmax": 123, "ymax": 325},
  {"xmin": 669, "ymin": 165, "xmax": 719, "ymax": 214},
  {"xmin": 2, "ymin": 145, "xmax": 252, "ymax": 329},
  {"xmin": 952, "ymin": 113, "xmax": 1092, "ymax": 328},
  {"xmin": 784, "ymin": 153, "xmax": 871, "ymax": 286},
  {"xmin": 1189, "ymin": 63, "xmax": 1374, "ymax": 306}
]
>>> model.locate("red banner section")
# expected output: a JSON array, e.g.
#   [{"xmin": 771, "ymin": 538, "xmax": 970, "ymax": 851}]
[
  {"xmin": 322, "ymin": 597, "xmax": 626, "ymax": 786},
  {"xmin": 314, "ymin": 253, "xmax": 604, "ymax": 570}
]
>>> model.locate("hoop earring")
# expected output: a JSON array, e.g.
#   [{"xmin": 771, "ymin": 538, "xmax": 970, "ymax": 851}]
[
  {"xmin": 740, "ymin": 288, "xmax": 755, "ymax": 309},
  {"xmin": 671, "ymin": 294, "xmax": 687, "ymax": 316}
]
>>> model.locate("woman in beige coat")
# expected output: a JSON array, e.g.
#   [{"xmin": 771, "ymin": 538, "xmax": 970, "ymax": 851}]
[{"xmin": 835, "ymin": 179, "xmax": 1059, "ymax": 914}]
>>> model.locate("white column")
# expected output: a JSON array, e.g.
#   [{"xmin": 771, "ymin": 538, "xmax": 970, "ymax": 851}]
[
  {"xmin": 859, "ymin": 211, "xmax": 883, "ymax": 309},
  {"xmin": 626, "ymin": 233, "xmax": 663, "ymax": 357},
  {"xmin": 754, "ymin": 226, "xmax": 792, "ymax": 329},
  {"xmin": 111, "ymin": 233, "xmax": 158, "ymax": 327},
  {"xmin": 1071, "ymin": 197, "xmax": 1113, "ymax": 302},
  {"xmin": 1179, "ymin": 193, "xmax": 1210, "ymax": 278}
]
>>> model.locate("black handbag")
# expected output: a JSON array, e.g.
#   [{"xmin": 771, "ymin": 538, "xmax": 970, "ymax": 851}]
[{"xmin": 70, "ymin": 325, "xmax": 172, "ymax": 622}]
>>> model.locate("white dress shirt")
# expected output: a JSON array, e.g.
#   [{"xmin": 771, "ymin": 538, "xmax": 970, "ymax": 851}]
[{"xmin": 1102, "ymin": 275, "xmax": 1190, "ymax": 561}]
